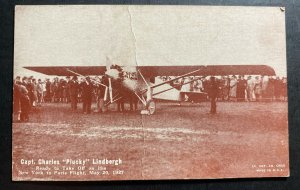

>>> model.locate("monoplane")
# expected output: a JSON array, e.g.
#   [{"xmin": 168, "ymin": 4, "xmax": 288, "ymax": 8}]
[{"xmin": 24, "ymin": 62, "xmax": 275, "ymax": 114}]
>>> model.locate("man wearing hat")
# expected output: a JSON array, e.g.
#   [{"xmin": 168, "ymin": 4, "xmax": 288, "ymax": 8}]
[
  {"xmin": 45, "ymin": 79, "xmax": 51, "ymax": 102},
  {"xmin": 13, "ymin": 76, "xmax": 21, "ymax": 121},
  {"xmin": 69, "ymin": 76, "xmax": 79, "ymax": 110},
  {"xmin": 237, "ymin": 75, "xmax": 247, "ymax": 101},
  {"xmin": 81, "ymin": 76, "xmax": 94, "ymax": 114},
  {"xmin": 208, "ymin": 76, "xmax": 219, "ymax": 114},
  {"xmin": 15, "ymin": 78, "xmax": 31, "ymax": 122},
  {"xmin": 66, "ymin": 76, "xmax": 71, "ymax": 103}
]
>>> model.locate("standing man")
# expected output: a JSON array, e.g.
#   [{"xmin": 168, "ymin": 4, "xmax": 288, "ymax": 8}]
[
  {"xmin": 229, "ymin": 75, "xmax": 237, "ymax": 101},
  {"xmin": 45, "ymin": 79, "xmax": 51, "ymax": 102},
  {"xmin": 15, "ymin": 81, "xmax": 31, "ymax": 122},
  {"xmin": 69, "ymin": 76, "xmax": 79, "ymax": 111},
  {"xmin": 237, "ymin": 75, "xmax": 247, "ymax": 101},
  {"xmin": 247, "ymin": 76, "xmax": 255, "ymax": 101},
  {"xmin": 208, "ymin": 76, "xmax": 219, "ymax": 114},
  {"xmin": 66, "ymin": 76, "xmax": 71, "ymax": 103},
  {"xmin": 95, "ymin": 77, "xmax": 107, "ymax": 113},
  {"xmin": 254, "ymin": 76, "xmax": 262, "ymax": 101},
  {"xmin": 36, "ymin": 79, "xmax": 44, "ymax": 106},
  {"xmin": 13, "ymin": 76, "xmax": 21, "ymax": 122},
  {"xmin": 81, "ymin": 77, "xmax": 94, "ymax": 114},
  {"xmin": 22, "ymin": 77, "xmax": 33, "ymax": 110},
  {"xmin": 27, "ymin": 77, "xmax": 34, "ymax": 106},
  {"xmin": 32, "ymin": 78, "xmax": 38, "ymax": 107}
]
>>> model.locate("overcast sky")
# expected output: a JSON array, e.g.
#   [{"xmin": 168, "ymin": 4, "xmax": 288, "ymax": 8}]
[{"xmin": 14, "ymin": 5, "xmax": 287, "ymax": 77}]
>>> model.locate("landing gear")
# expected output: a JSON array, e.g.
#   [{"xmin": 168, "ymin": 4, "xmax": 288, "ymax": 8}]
[
  {"xmin": 140, "ymin": 100, "xmax": 156, "ymax": 115},
  {"xmin": 146, "ymin": 100, "xmax": 156, "ymax": 115}
]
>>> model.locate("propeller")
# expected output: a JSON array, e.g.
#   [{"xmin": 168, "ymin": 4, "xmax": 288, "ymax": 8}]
[
  {"xmin": 108, "ymin": 78, "xmax": 113, "ymax": 103},
  {"xmin": 105, "ymin": 56, "xmax": 114, "ymax": 103}
]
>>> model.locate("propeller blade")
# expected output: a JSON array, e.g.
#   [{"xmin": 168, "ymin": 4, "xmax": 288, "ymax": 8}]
[
  {"xmin": 104, "ymin": 86, "xmax": 108, "ymax": 101},
  {"xmin": 109, "ymin": 78, "xmax": 113, "ymax": 103},
  {"xmin": 106, "ymin": 56, "xmax": 112, "ymax": 71}
]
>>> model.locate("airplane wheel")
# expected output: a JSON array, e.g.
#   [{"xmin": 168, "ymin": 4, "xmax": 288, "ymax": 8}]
[{"xmin": 146, "ymin": 100, "xmax": 156, "ymax": 115}]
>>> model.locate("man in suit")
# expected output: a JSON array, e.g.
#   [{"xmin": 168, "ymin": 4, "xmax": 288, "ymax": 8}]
[
  {"xmin": 81, "ymin": 77, "xmax": 94, "ymax": 114},
  {"xmin": 69, "ymin": 76, "xmax": 79, "ymax": 111},
  {"xmin": 15, "ymin": 80, "xmax": 31, "ymax": 122},
  {"xmin": 65, "ymin": 76, "xmax": 71, "ymax": 103},
  {"xmin": 208, "ymin": 76, "xmax": 219, "ymax": 114},
  {"xmin": 13, "ymin": 76, "xmax": 21, "ymax": 122},
  {"xmin": 95, "ymin": 77, "xmax": 107, "ymax": 113},
  {"xmin": 45, "ymin": 79, "xmax": 51, "ymax": 102},
  {"xmin": 237, "ymin": 75, "xmax": 247, "ymax": 101},
  {"xmin": 22, "ymin": 77, "xmax": 32, "ymax": 111},
  {"xmin": 36, "ymin": 79, "xmax": 44, "ymax": 105}
]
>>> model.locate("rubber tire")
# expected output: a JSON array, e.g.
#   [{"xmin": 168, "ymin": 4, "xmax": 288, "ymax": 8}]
[{"xmin": 146, "ymin": 100, "xmax": 156, "ymax": 115}]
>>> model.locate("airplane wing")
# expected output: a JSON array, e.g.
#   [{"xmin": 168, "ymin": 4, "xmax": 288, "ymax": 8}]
[
  {"xmin": 24, "ymin": 65, "xmax": 275, "ymax": 77},
  {"xmin": 138, "ymin": 65, "xmax": 276, "ymax": 77},
  {"xmin": 23, "ymin": 66, "xmax": 107, "ymax": 76}
]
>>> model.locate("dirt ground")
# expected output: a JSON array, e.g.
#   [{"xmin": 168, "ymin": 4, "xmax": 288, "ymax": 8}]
[{"xmin": 12, "ymin": 101, "xmax": 289, "ymax": 181}]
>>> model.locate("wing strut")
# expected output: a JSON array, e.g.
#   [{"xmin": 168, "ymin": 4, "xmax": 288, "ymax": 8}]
[
  {"xmin": 138, "ymin": 69, "xmax": 150, "ymax": 88},
  {"xmin": 67, "ymin": 68, "xmax": 116, "ymax": 104},
  {"xmin": 139, "ymin": 68, "xmax": 204, "ymax": 95},
  {"xmin": 152, "ymin": 77, "xmax": 206, "ymax": 96},
  {"xmin": 150, "ymin": 68, "xmax": 203, "ymax": 89},
  {"xmin": 66, "ymin": 69, "xmax": 108, "ymax": 88}
]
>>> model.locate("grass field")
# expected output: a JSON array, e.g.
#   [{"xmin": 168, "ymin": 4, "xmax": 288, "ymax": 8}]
[{"xmin": 12, "ymin": 101, "xmax": 289, "ymax": 180}]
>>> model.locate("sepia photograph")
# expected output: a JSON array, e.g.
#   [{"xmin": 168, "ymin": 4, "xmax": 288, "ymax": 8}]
[{"xmin": 12, "ymin": 5, "xmax": 289, "ymax": 180}]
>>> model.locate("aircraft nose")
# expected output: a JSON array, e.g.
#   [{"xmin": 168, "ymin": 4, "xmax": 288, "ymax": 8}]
[{"xmin": 105, "ymin": 69, "xmax": 120, "ymax": 80}]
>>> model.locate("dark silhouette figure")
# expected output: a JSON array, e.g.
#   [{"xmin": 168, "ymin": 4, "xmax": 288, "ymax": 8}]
[
  {"xmin": 208, "ymin": 76, "xmax": 219, "ymax": 114},
  {"xmin": 69, "ymin": 76, "xmax": 79, "ymax": 110},
  {"xmin": 81, "ymin": 77, "xmax": 93, "ymax": 114}
]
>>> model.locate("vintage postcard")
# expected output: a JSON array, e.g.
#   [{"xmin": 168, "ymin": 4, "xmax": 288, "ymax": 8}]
[{"xmin": 12, "ymin": 5, "xmax": 289, "ymax": 180}]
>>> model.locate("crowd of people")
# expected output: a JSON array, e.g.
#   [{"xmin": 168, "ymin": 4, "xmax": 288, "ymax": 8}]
[
  {"xmin": 13, "ymin": 75, "xmax": 138, "ymax": 122},
  {"xmin": 13, "ymin": 74, "xmax": 287, "ymax": 121},
  {"xmin": 164, "ymin": 75, "xmax": 287, "ymax": 114},
  {"xmin": 163, "ymin": 75, "xmax": 288, "ymax": 102}
]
